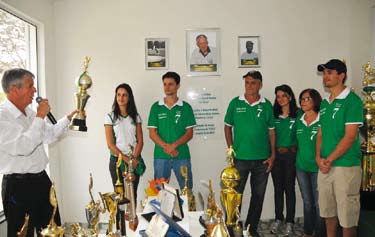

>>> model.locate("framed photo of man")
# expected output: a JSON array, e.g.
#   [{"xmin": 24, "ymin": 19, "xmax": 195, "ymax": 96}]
[
  {"xmin": 186, "ymin": 28, "xmax": 221, "ymax": 76},
  {"xmin": 145, "ymin": 38, "xmax": 168, "ymax": 70},
  {"xmin": 238, "ymin": 36, "xmax": 260, "ymax": 67}
]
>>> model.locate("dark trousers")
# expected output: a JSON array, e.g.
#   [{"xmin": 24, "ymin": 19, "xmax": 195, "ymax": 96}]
[
  {"xmin": 271, "ymin": 151, "xmax": 296, "ymax": 223},
  {"xmin": 234, "ymin": 159, "xmax": 269, "ymax": 234},
  {"xmin": 1, "ymin": 171, "xmax": 61, "ymax": 237}
]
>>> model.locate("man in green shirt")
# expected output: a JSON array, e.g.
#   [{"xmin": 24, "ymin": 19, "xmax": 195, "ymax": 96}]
[
  {"xmin": 224, "ymin": 71, "xmax": 276, "ymax": 237},
  {"xmin": 148, "ymin": 71, "xmax": 196, "ymax": 189},
  {"xmin": 316, "ymin": 59, "xmax": 363, "ymax": 237}
]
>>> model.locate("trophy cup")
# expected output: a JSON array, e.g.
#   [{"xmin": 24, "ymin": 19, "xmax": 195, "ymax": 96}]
[
  {"xmin": 86, "ymin": 174, "xmax": 106, "ymax": 236},
  {"xmin": 69, "ymin": 56, "xmax": 93, "ymax": 132},
  {"xmin": 40, "ymin": 184, "xmax": 65, "ymax": 237},
  {"xmin": 16, "ymin": 214, "xmax": 29, "ymax": 237},
  {"xmin": 210, "ymin": 204, "xmax": 230, "ymax": 237},
  {"xmin": 99, "ymin": 192, "xmax": 121, "ymax": 237},
  {"xmin": 220, "ymin": 146, "xmax": 242, "ymax": 233},
  {"xmin": 124, "ymin": 145, "xmax": 138, "ymax": 231},
  {"xmin": 180, "ymin": 165, "xmax": 197, "ymax": 211},
  {"xmin": 199, "ymin": 180, "xmax": 218, "ymax": 237}
]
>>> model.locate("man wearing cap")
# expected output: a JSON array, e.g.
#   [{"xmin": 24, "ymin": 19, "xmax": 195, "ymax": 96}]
[
  {"xmin": 190, "ymin": 34, "xmax": 217, "ymax": 65},
  {"xmin": 224, "ymin": 71, "xmax": 276, "ymax": 237},
  {"xmin": 316, "ymin": 59, "xmax": 363, "ymax": 237}
]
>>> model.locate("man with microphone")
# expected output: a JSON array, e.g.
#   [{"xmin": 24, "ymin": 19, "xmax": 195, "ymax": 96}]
[{"xmin": 0, "ymin": 68, "xmax": 77, "ymax": 237}]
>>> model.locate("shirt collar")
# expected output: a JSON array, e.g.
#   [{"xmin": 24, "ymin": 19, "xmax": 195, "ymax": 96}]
[
  {"xmin": 324, "ymin": 87, "xmax": 350, "ymax": 102},
  {"xmin": 3, "ymin": 98, "xmax": 33, "ymax": 119},
  {"xmin": 200, "ymin": 46, "xmax": 211, "ymax": 57},
  {"xmin": 158, "ymin": 98, "xmax": 183, "ymax": 108},
  {"xmin": 239, "ymin": 94, "xmax": 266, "ymax": 106},
  {"xmin": 300, "ymin": 112, "xmax": 320, "ymax": 126}
]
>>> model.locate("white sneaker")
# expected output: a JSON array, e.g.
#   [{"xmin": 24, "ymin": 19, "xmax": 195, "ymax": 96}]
[
  {"xmin": 284, "ymin": 222, "xmax": 294, "ymax": 236},
  {"xmin": 270, "ymin": 219, "xmax": 282, "ymax": 234}
]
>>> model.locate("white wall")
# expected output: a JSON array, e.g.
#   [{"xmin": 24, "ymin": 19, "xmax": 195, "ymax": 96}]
[{"xmin": 3, "ymin": 0, "xmax": 374, "ymax": 224}]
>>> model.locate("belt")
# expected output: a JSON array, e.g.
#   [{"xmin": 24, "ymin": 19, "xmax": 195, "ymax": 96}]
[
  {"xmin": 4, "ymin": 170, "xmax": 46, "ymax": 179},
  {"xmin": 277, "ymin": 147, "xmax": 297, "ymax": 154}
]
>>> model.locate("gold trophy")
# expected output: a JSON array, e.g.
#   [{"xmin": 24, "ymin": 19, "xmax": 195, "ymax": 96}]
[
  {"xmin": 99, "ymin": 192, "xmax": 121, "ymax": 237},
  {"xmin": 70, "ymin": 223, "xmax": 88, "ymax": 237},
  {"xmin": 361, "ymin": 61, "xmax": 375, "ymax": 192},
  {"xmin": 233, "ymin": 205, "xmax": 243, "ymax": 237},
  {"xmin": 220, "ymin": 146, "xmax": 242, "ymax": 227},
  {"xmin": 115, "ymin": 154, "xmax": 128, "ymax": 236},
  {"xmin": 210, "ymin": 204, "xmax": 230, "ymax": 237},
  {"xmin": 86, "ymin": 174, "xmax": 105, "ymax": 236},
  {"xmin": 180, "ymin": 165, "xmax": 196, "ymax": 211},
  {"xmin": 16, "ymin": 214, "xmax": 29, "ymax": 237},
  {"xmin": 69, "ymin": 56, "xmax": 92, "ymax": 132},
  {"xmin": 201, "ymin": 180, "xmax": 218, "ymax": 236},
  {"xmin": 124, "ymin": 145, "xmax": 138, "ymax": 231},
  {"xmin": 40, "ymin": 184, "xmax": 65, "ymax": 237}
]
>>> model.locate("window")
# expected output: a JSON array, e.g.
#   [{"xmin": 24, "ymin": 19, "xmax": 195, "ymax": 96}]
[{"xmin": 0, "ymin": 7, "xmax": 38, "ymax": 215}]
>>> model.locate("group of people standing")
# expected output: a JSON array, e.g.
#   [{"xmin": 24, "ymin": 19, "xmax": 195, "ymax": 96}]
[{"xmin": 0, "ymin": 58, "xmax": 363, "ymax": 237}]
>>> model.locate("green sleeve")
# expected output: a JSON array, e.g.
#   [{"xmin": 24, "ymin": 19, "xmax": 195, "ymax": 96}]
[
  {"xmin": 185, "ymin": 103, "xmax": 196, "ymax": 128},
  {"xmin": 266, "ymin": 101, "xmax": 276, "ymax": 129},
  {"xmin": 345, "ymin": 93, "xmax": 363, "ymax": 124},
  {"xmin": 147, "ymin": 102, "xmax": 159, "ymax": 127},
  {"xmin": 224, "ymin": 99, "xmax": 235, "ymax": 126}
]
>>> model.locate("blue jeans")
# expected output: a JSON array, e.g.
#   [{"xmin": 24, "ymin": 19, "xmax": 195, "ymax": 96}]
[
  {"xmin": 154, "ymin": 158, "xmax": 193, "ymax": 190},
  {"xmin": 296, "ymin": 169, "xmax": 326, "ymax": 237},
  {"xmin": 234, "ymin": 159, "xmax": 269, "ymax": 234}
]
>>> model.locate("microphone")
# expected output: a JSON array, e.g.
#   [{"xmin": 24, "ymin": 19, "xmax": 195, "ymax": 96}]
[{"xmin": 36, "ymin": 96, "xmax": 57, "ymax": 124}]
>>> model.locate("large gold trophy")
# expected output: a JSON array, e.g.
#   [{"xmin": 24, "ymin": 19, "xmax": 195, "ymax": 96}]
[
  {"xmin": 361, "ymin": 61, "xmax": 375, "ymax": 192},
  {"xmin": 40, "ymin": 184, "xmax": 65, "ymax": 237},
  {"xmin": 220, "ymin": 146, "xmax": 242, "ymax": 229},
  {"xmin": 180, "ymin": 165, "xmax": 196, "ymax": 211},
  {"xmin": 69, "ymin": 56, "xmax": 92, "ymax": 132},
  {"xmin": 86, "ymin": 174, "xmax": 105, "ymax": 236},
  {"xmin": 124, "ymin": 145, "xmax": 138, "ymax": 231},
  {"xmin": 99, "ymin": 192, "xmax": 121, "ymax": 237}
]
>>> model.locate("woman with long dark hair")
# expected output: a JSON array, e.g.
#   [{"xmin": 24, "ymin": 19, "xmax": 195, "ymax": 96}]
[
  {"xmin": 104, "ymin": 83, "xmax": 145, "ymax": 203},
  {"xmin": 296, "ymin": 89, "xmax": 326, "ymax": 237},
  {"xmin": 270, "ymin": 84, "xmax": 298, "ymax": 236}
]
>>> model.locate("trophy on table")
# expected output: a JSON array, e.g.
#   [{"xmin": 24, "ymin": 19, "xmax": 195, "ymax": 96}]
[
  {"xmin": 16, "ymin": 214, "xmax": 29, "ymax": 237},
  {"xmin": 220, "ymin": 146, "xmax": 242, "ymax": 234},
  {"xmin": 233, "ymin": 205, "xmax": 243, "ymax": 237},
  {"xmin": 70, "ymin": 223, "xmax": 88, "ymax": 237},
  {"xmin": 86, "ymin": 173, "xmax": 106, "ymax": 236},
  {"xmin": 124, "ymin": 145, "xmax": 138, "ymax": 231},
  {"xmin": 180, "ymin": 165, "xmax": 197, "ymax": 211},
  {"xmin": 40, "ymin": 184, "xmax": 65, "ymax": 237},
  {"xmin": 210, "ymin": 204, "xmax": 230, "ymax": 237},
  {"xmin": 114, "ymin": 154, "xmax": 128, "ymax": 236},
  {"xmin": 69, "ymin": 56, "xmax": 93, "ymax": 132},
  {"xmin": 99, "ymin": 192, "xmax": 121, "ymax": 237},
  {"xmin": 199, "ymin": 180, "xmax": 218, "ymax": 237}
]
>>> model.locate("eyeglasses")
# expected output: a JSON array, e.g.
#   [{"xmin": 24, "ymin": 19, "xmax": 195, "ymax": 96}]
[{"xmin": 299, "ymin": 97, "xmax": 312, "ymax": 103}]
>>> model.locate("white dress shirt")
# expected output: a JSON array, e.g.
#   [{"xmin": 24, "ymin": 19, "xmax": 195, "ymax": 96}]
[{"xmin": 0, "ymin": 98, "xmax": 70, "ymax": 174}]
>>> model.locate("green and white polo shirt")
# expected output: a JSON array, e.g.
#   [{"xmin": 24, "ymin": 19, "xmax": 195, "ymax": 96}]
[
  {"xmin": 296, "ymin": 113, "xmax": 319, "ymax": 172},
  {"xmin": 224, "ymin": 95, "xmax": 275, "ymax": 160},
  {"xmin": 319, "ymin": 88, "xmax": 363, "ymax": 167},
  {"xmin": 275, "ymin": 115, "xmax": 297, "ymax": 148},
  {"xmin": 147, "ymin": 98, "xmax": 196, "ymax": 160},
  {"xmin": 104, "ymin": 112, "xmax": 142, "ymax": 156}
]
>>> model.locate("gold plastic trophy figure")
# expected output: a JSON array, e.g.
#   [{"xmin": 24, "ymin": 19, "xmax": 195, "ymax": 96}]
[
  {"xmin": 86, "ymin": 174, "xmax": 105, "ymax": 237},
  {"xmin": 203, "ymin": 180, "xmax": 218, "ymax": 236},
  {"xmin": 16, "ymin": 214, "xmax": 29, "ymax": 237},
  {"xmin": 220, "ymin": 145, "xmax": 242, "ymax": 227},
  {"xmin": 180, "ymin": 165, "xmax": 196, "ymax": 211},
  {"xmin": 114, "ymin": 154, "xmax": 127, "ymax": 236},
  {"xmin": 40, "ymin": 184, "xmax": 65, "ymax": 237},
  {"xmin": 124, "ymin": 145, "xmax": 138, "ymax": 231},
  {"xmin": 99, "ymin": 192, "xmax": 121, "ymax": 237},
  {"xmin": 69, "ymin": 56, "xmax": 92, "ymax": 132},
  {"xmin": 70, "ymin": 223, "xmax": 88, "ymax": 237},
  {"xmin": 233, "ymin": 204, "xmax": 243, "ymax": 237},
  {"xmin": 361, "ymin": 61, "xmax": 375, "ymax": 191},
  {"xmin": 210, "ymin": 204, "xmax": 230, "ymax": 237}
]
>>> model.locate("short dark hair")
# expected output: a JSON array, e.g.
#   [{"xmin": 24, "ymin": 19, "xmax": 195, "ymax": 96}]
[
  {"xmin": 1, "ymin": 68, "xmax": 34, "ymax": 93},
  {"xmin": 243, "ymin": 70, "xmax": 262, "ymax": 81},
  {"xmin": 162, "ymin": 71, "xmax": 180, "ymax": 84},
  {"xmin": 299, "ymin": 88, "xmax": 322, "ymax": 112}
]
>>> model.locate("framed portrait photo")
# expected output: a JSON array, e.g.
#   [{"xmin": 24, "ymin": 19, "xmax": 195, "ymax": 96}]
[
  {"xmin": 145, "ymin": 38, "xmax": 168, "ymax": 70},
  {"xmin": 238, "ymin": 36, "xmax": 261, "ymax": 67},
  {"xmin": 186, "ymin": 28, "xmax": 221, "ymax": 76}
]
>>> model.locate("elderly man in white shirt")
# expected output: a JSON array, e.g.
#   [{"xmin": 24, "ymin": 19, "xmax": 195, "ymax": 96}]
[
  {"xmin": 0, "ymin": 68, "xmax": 77, "ymax": 237},
  {"xmin": 190, "ymin": 34, "xmax": 217, "ymax": 65}
]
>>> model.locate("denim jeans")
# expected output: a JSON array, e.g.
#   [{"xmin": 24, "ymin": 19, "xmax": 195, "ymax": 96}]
[
  {"xmin": 296, "ymin": 169, "xmax": 326, "ymax": 237},
  {"xmin": 234, "ymin": 159, "xmax": 269, "ymax": 234},
  {"xmin": 154, "ymin": 158, "xmax": 193, "ymax": 190},
  {"xmin": 271, "ymin": 151, "xmax": 296, "ymax": 223}
]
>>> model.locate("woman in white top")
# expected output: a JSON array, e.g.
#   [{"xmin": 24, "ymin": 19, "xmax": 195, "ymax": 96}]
[{"xmin": 104, "ymin": 83, "xmax": 144, "ymax": 203}]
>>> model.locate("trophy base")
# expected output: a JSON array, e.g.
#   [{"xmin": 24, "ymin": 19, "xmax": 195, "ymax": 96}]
[
  {"xmin": 129, "ymin": 216, "xmax": 139, "ymax": 231},
  {"xmin": 69, "ymin": 118, "xmax": 87, "ymax": 132}
]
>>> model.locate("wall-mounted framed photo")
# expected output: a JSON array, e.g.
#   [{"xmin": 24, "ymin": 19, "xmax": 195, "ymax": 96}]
[
  {"xmin": 238, "ymin": 36, "xmax": 260, "ymax": 68},
  {"xmin": 186, "ymin": 28, "xmax": 220, "ymax": 76},
  {"xmin": 145, "ymin": 38, "xmax": 168, "ymax": 70}
]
